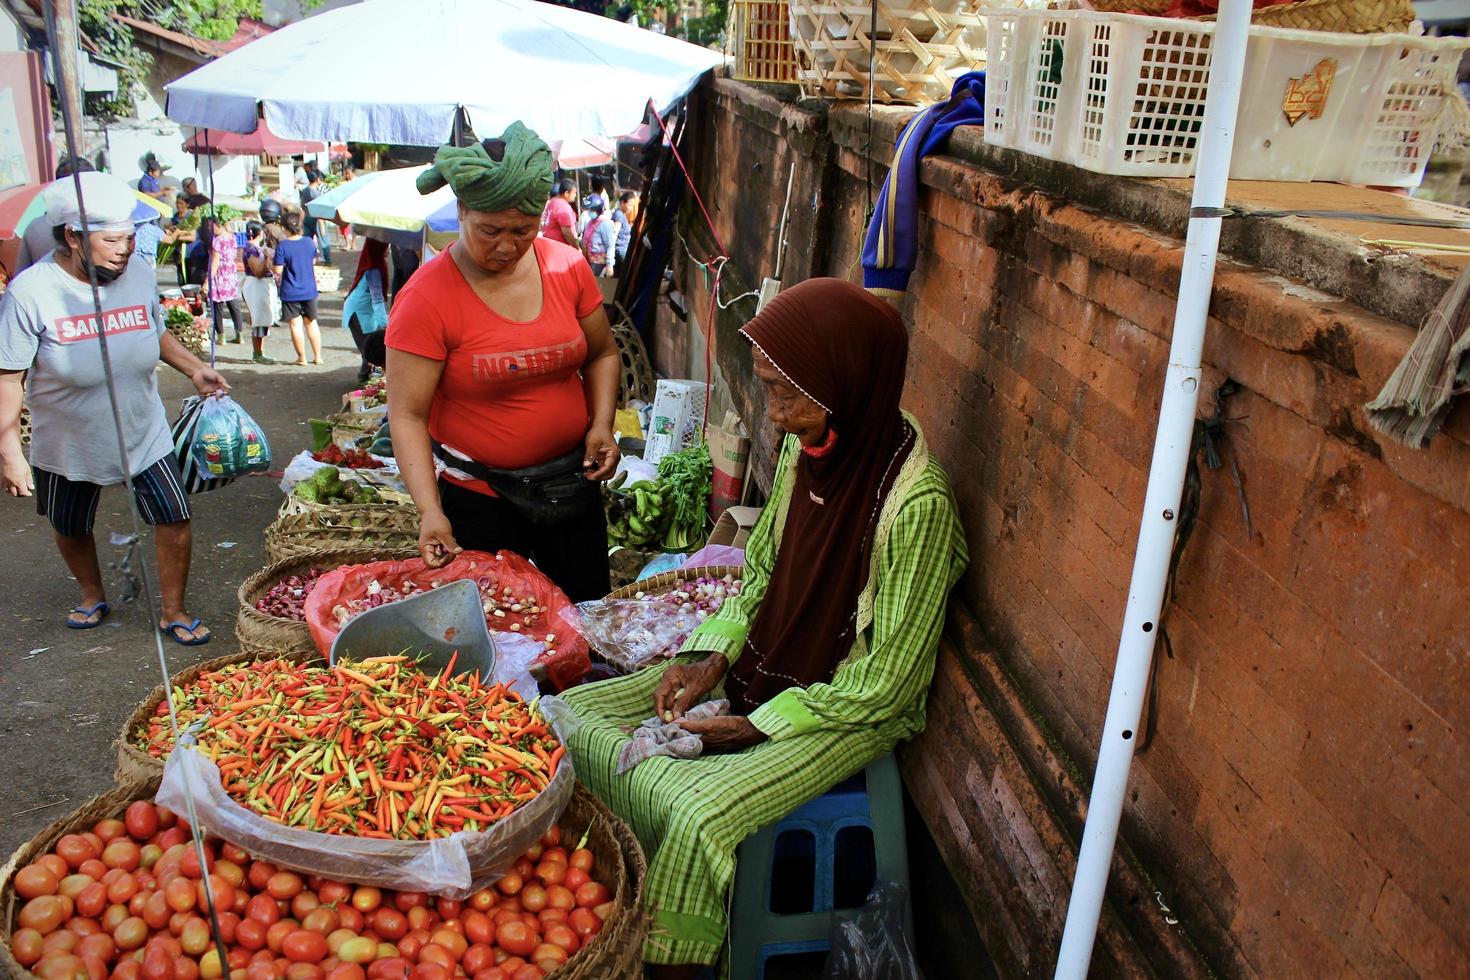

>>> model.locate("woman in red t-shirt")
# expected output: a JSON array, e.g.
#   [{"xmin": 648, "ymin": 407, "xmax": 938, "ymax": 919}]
[{"xmin": 386, "ymin": 125, "xmax": 620, "ymax": 602}]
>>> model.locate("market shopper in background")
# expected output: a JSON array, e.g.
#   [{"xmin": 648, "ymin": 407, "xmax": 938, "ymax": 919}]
[
  {"xmin": 0, "ymin": 172, "xmax": 229, "ymax": 644},
  {"xmin": 611, "ymin": 189, "xmax": 639, "ymax": 266},
  {"xmin": 273, "ymin": 211, "xmax": 322, "ymax": 366},
  {"xmin": 203, "ymin": 218, "xmax": 245, "ymax": 345},
  {"xmin": 581, "ymin": 195, "xmax": 617, "ymax": 278},
  {"xmin": 138, "ymin": 153, "xmax": 168, "ymax": 200},
  {"xmin": 241, "ymin": 220, "xmax": 279, "ymax": 364},
  {"xmin": 343, "ymin": 238, "xmax": 390, "ymax": 383},
  {"xmin": 387, "ymin": 123, "xmax": 620, "ymax": 602},
  {"xmin": 557, "ymin": 278, "xmax": 968, "ymax": 976},
  {"xmin": 539, "ymin": 178, "xmax": 579, "ymax": 249}
]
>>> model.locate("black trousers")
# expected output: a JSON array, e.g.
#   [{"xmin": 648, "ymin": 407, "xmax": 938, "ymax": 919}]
[{"xmin": 438, "ymin": 478, "xmax": 611, "ymax": 602}]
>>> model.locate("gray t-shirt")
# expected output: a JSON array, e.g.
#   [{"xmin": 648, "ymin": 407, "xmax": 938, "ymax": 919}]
[{"xmin": 0, "ymin": 253, "xmax": 173, "ymax": 484}]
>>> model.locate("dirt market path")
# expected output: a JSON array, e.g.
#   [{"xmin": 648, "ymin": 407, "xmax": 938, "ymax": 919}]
[{"xmin": 0, "ymin": 254, "xmax": 368, "ymax": 853}]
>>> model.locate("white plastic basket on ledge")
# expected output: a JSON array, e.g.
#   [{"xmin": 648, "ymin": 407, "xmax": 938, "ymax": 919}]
[{"xmin": 981, "ymin": 9, "xmax": 1470, "ymax": 185}]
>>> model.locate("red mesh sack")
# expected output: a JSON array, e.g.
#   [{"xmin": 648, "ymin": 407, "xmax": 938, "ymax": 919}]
[{"xmin": 304, "ymin": 550, "xmax": 591, "ymax": 690}]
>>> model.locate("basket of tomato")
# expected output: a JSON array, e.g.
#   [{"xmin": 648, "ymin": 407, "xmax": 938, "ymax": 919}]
[{"xmin": 0, "ymin": 778, "xmax": 646, "ymax": 980}]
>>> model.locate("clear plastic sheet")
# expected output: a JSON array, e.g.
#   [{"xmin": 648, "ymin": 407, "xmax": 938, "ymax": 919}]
[
  {"xmin": 823, "ymin": 882, "xmax": 924, "ymax": 980},
  {"xmin": 155, "ymin": 727, "xmax": 574, "ymax": 899},
  {"xmin": 560, "ymin": 599, "xmax": 702, "ymax": 672}
]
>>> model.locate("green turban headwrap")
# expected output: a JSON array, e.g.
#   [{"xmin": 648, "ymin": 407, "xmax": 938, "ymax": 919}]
[{"xmin": 416, "ymin": 121, "xmax": 553, "ymax": 216}]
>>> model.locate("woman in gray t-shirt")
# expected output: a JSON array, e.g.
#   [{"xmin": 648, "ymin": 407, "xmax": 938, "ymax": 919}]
[{"xmin": 0, "ymin": 213, "xmax": 229, "ymax": 643}]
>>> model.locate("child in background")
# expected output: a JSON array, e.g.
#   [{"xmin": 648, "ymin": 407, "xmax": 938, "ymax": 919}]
[{"xmin": 241, "ymin": 220, "xmax": 278, "ymax": 364}]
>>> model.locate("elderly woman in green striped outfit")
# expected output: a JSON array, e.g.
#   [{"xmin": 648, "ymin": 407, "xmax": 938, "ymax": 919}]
[{"xmin": 557, "ymin": 277, "xmax": 968, "ymax": 977}]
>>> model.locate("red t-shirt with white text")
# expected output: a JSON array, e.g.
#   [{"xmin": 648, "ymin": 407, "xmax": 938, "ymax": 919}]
[
  {"xmin": 386, "ymin": 239, "xmax": 602, "ymax": 496},
  {"xmin": 540, "ymin": 197, "xmax": 576, "ymax": 244}
]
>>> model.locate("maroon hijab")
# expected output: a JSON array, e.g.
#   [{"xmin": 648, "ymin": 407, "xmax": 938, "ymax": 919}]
[
  {"xmin": 727, "ymin": 278, "xmax": 915, "ymax": 713},
  {"xmin": 350, "ymin": 238, "xmax": 389, "ymax": 292}
]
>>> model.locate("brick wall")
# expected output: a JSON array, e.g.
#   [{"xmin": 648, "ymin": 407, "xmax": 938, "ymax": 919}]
[{"xmin": 679, "ymin": 78, "xmax": 1470, "ymax": 978}]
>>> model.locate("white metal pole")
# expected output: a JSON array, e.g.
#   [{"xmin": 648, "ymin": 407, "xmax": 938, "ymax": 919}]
[{"xmin": 1053, "ymin": 0, "xmax": 1253, "ymax": 975}]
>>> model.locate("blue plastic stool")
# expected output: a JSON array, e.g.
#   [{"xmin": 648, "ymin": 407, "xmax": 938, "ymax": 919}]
[{"xmin": 729, "ymin": 753, "xmax": 911, "ymax": 979}]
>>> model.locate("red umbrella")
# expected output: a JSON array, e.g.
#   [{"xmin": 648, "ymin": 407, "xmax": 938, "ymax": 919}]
[{"xmin": 183, "ymin": 121, "xmax": 322, "ymax": 156}]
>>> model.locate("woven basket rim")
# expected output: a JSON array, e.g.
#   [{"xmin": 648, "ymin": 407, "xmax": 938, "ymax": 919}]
[
  {"xmin": 238, "ymin": 547, "xmax": 418, "ymax": 616},
  {"xmin": 604, "ymin": 565, "xmax": 745, "ymax": 602},
  {"xmin": 115, "ymin": 650, "xmax": 325, "ymax": 782}
]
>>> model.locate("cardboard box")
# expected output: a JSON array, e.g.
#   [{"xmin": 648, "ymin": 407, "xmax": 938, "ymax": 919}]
[
  {"xmin": 706, "ymin": 506, "xmax": 761, "ymax": 549},
  {"xmin": 645, "ymin": 379, "xmax": 706, "ymax": 465},
  {"xmin": 705, "ymin": 411, "xmax": 750, "ymax": 521}
]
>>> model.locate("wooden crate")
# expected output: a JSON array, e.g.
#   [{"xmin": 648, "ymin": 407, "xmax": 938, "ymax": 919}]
[{"xmin": 731, "ymin": 0, "xmax": 800, "ymax": 84}]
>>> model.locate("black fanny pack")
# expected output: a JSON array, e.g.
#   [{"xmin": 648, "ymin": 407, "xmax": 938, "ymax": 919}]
[{"xmin": 433, "ymin": 442, "xmax": 599, "ymax": 526}]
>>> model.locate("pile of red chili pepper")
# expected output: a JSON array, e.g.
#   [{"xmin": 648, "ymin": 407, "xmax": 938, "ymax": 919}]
[{"xmin": 133, "ymin": 656, "xmax": 564, "ymax": 841}]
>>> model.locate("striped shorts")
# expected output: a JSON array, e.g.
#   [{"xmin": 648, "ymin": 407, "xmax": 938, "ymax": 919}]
[{"xmin": 34, "ymin": 455, "xmax": 192, "ymax": 538}]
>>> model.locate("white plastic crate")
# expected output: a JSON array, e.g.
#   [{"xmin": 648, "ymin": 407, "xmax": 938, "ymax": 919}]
[{"xmin": 981, "ymin": 9, "xmax": 1470, "ymax": 186}]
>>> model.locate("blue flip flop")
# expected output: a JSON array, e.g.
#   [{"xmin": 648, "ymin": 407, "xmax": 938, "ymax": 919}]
[
  {"xmin": 65, "ymin": 601, "xmax": 110, "ymax": 629},
  {"xmin": 160, "ymin": 617, "xmax": 212, "ymax": 646}
]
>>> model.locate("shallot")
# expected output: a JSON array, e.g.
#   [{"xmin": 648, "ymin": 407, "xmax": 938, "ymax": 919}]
[{"xmin": 253, "ymin": 569, "xmax": 324, "ymax": 621}]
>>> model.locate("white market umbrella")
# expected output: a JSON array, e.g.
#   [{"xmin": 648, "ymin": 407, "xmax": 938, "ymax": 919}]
[
  {"xmin": 316, "ymin": 166, "xmax": 450, "ymax": 232},
  {"xmin": 163, "ymin": 0, "xmax": 725, "ymax": 146}
]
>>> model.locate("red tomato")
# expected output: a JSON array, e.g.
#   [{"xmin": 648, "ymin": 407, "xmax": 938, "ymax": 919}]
[
  {"xmin": 145, "ymin": 949, "xmax": 174, "ymax": 980},
  {"xmin": 335, "ymin": 907, "xmax": 363, "ymax": 935},
  {"xmin": 113, "ymin": 900, "xmax": 140, "ymax": 930},
  {"xmin": 392, "ymin": 894, "xmax": 426, "ymax": 913},
  {"xmin": 112, "ymin": 917, "xmax": 148, "ymax": 952},
  {"xmin": 324, "ymin": 966, "xmax": 364, "ymax": 980},
  {"xmin": 335, "ymin": 938, "xmax": 376, "ymax": 966},
  {"xmin": 466, "ymin": 890, "xmax": 496, "ymax": 914},
  {"xmin": 300, "ymin": 908, "xmax": 339, "ymax": 936},
  {"xmin": 284, "ymin": 964, "xmax": 322, "ymax": 980},
  {"xmin": 365, "ymin": 959, "xmax": 410, "ymax": 980},
  {"xmin": 434, "ymin": 899, "xmax": 461, "ymax": 921},
  {"xmin": 57, "ymin": 836, "xmax": 99, "ymax": 870},
  {"xmin": 179, "ymin": 848, "xmax": 214, "ymax": 881},
  {"xmin": 540, "ymin": 827, "xmax": 562, "ymax": 849},
  {"xmin": 567, "ymin": 850, "xmax": 593, "ymax": 874},
  {"xmin": 17, "ymin": 864, "xmax": 61, "ymax": 899},
  {"xmin": 246, "ymin": 863, "xmax": 277, "ymax": 892},
  {"xmin": 461, "ymin": 944, "xmax": 494, "ymax": 976},
  {"xmin": 414, "ymin": 946, "xmax": 455, "ymax": 972},
  {"xmin": 572, "ymin": 882, "xmax": 609, "ymax": 909},
  {"xmin": 212, "ymin": 861, "xmax": 245, "ymax": 889},
  {"xmin": 347, "ymin": 887, "xmax": 381, "ymax": 914},
  {"xmin": 102, "ymin": 842, "xmax": 141, "ymax": 873},
  {"xmin": 236, "ymin": 917, "xmax": 268, "ymax": 952},
  {"xmin": 531, "ymin": 863, "xmax": 563, "ymax": 888},
  {"xmin": 531, "ymin": 942, "xmax": 566, "ymax": 970},
  {"xmin": 509, "ymin": 965, "xmax": 544, "ymax": 980},
  {"xmin": 114, "ymin": 960, "xmax": 144, "ymax": 980},
  {"xmin": 247, "ymin": 895, "xmax": 283, "ymax": 927},
  {"xmin": 316, "ymin": 884, "xmax": 351, "ymax": 907},
  {"xmin": 544, "ymin": 887, "xmax": 575, "ymax": 912},
  {"xmin": 395, "ymin": 936, "xmax": 424, "ymax": 964},
  {"xmin": 517, "ymin": 886, "xmax": 546, "ymax": 915},
  {"xmin": 266, "ymin": 874, "xmax": 303, "ymax": 901},
  {"xmin": 461, "ymin": 912, "xmax": 493, "ymax": 947},
  {"xmin": 404, "ymin": 908, "xmax": 430, "ymax": 933},
  {"xmin": 164, "ymin": 879, "xmax": 196, "ymax": 913},
  {"xmin": 59, "ymin": 875, "xmax": 96, "ymax": 901},
  {"xmin": 34, "ymin": 953, "xmax": 88, "ymax": 980},
  {"xmin": 492, "ymin": 922, "xmax": 534, "ymax": 959},
  {"xmin": 407, "ymin": 965, "xmax": 447, "ymax": 980},
  {"xmin": 138, "ymin": 846, "xmax": 163, "ymax": 873},
  {"xmin": 493, "ymin": 874, "xmax": 522, "ymax": 898},
  {"xmin": 197, "ymin": 877, "xmax": 236, "ymax": 916},
  {"xmin": 155, "ymin": 830, "xmax": 187, "ymax": 853},
  {"xmin": 108, "ymin": 874, "xmax": 140, "ymax": 906},
  {"xmin": 567, "ymin": 907, "xmax": 602, "ymax": 941},
  {"xmin": 496, "ymin": 899, "xmax": 521, "ymax": 915},
  {"xmin": 289, "ymin": 893, "xmax": 320, "ymax": 922},
  {"xmin": 560, "ymin": 868, "xmax": 589, "ymax": 892},
  {"xmin": 142, "ymin": 891, "xmax": 172, "ymax": 930},
  {"xmin": 66, "ymin": 917, "xmax": 101, "ymax": 937},
  {"xmin": 180, "ymin": 917, "xmax": 212, "ymax": 956},
  {"xmin": 20, "ymin": 896, "xmax": 68, "ymax": 935},
  {"xmin": 370, "ymin": 909, "xmax": 407, "ymax": 942},
  {"xmin": 282, "ymin": 930, "xmax": 328, "ymax": 964},
  {"xmin": 121, "ymin": 803, "xmax": 158, "ymax": 844},
  {"xmin": 77, "ymin": 883, "xmax": 109, "ymax": 919},
  {"xmin": 43, "ymin": 930, "xmax": 79, "ymax": 955},
  {"xmin": 77, "ymin": 932, "xmax": 115, "ymax": 963},
  {"xmin": 543, "ymin": 924, "xmax": 578, "ymax": 955}
]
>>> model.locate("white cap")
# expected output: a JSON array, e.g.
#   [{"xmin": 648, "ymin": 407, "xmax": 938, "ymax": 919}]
[{"xmin": 44, "ymin": 172, "xmax": 138, "ymax": 233}]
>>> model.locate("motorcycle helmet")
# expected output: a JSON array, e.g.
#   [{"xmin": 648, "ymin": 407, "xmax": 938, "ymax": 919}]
[{"xmin": 258, "ymin": 199, "xmax": 282, "ymax": 223}]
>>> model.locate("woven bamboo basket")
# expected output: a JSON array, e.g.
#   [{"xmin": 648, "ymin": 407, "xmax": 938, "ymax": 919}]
[
  {"xmin": 236, "ymin": 547, "xmax": 417, "ymax": 656},
  {"xmin": 790, "ymin": 0, "xmax": 996, "ymax": 105},
  {"xmin": 1086, "ymin": 0, "xmax": 1414, "ymax": 32},
  {"xmin": 611, "ymin": 319, "xmax": 657, "ymax": 406},
  {"xmin": 114, "ymin": 650, "xmax": 325, "ymax": 785},
  {"xmin": 264, "ymin": 507, "xmax": 421, "ymax": 564},
  {"xmin": 0, "ymin": 779, "xmax": 645, "ymax": 980},
  {"xmin": 0, "ymin": 775, "xmax": 162, "ymax": 980}
]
